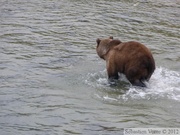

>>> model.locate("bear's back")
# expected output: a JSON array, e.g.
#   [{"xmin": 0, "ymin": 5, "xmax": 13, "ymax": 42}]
[{"xmin": 113, "ymin": 41, "xmax": 153, "ymax": 59}]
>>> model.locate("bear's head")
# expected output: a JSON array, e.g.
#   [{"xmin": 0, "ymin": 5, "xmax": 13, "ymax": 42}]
[{"xmin": 96, "ymin": 36, "xmax": 121, "ymax": 60}]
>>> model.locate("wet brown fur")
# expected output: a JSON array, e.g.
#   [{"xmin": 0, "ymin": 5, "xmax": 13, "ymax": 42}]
[{"xmin": 96, "ymin": 36, "xmax": 155, "ymax": 87}]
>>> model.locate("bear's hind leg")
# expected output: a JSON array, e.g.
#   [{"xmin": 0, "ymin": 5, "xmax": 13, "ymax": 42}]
[
  {"xmin": 126, "ymin": 68, "xmax": 147, "ymax": 87},
  {"xmin": 132, "ymin": 79, "xmax": 146, "ymax": 87}
]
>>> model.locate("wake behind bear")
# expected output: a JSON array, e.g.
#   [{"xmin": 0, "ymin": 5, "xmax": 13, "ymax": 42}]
[{"xmin": 96, "ymin": 36, "xmax": 155, "ymax": 87}]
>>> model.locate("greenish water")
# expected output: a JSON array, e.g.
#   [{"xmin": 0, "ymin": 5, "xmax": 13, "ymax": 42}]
[{"xmin": 0, "ymin": 0, "xmax": 180, "ymax": 134}]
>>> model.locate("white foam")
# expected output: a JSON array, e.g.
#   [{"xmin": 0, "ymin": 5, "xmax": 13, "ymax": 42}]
[{"xmin": 85, "ymin": 67, "xmax": 180, "ymax": 101}]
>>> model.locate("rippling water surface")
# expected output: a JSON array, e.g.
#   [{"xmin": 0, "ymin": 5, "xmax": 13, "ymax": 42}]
[{"xmin": 0, "ymin": 0, "xmax": 180, "ymax": 134}]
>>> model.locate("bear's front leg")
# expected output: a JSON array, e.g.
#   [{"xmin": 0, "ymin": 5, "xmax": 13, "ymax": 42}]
[
  {"xmin": 106, "ymin": 61, "xmax": 119, "ymax": 85},
  {"xmin": 108, "ymin": 72, "xmax": 119, "ymax": 86}
]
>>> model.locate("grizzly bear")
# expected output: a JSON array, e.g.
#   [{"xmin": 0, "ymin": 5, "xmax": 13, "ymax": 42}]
[{"xmin": 96, "ymin": 36, "xmax": 155, "ymax": 87}]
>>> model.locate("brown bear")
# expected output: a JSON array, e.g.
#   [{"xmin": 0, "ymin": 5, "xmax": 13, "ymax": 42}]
[{"xmin": 96, "ymin": 36, "xmax": 155, "ymax": 87}]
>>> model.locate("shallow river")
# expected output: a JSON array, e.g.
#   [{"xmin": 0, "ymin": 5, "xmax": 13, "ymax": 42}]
[{"xmin": 0, "ymin": 0, "xmax": 180, "ymax": 134}]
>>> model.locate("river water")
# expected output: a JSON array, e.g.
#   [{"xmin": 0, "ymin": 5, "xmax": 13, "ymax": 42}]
[{"xmin": 0, "ymin": 0, "xmax": 180, "ymax": 134}]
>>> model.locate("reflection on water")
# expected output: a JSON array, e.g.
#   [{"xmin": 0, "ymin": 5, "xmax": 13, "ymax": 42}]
[{"xmin": 0, "ymin": 0, "xmax": 180, "ymax": 134}]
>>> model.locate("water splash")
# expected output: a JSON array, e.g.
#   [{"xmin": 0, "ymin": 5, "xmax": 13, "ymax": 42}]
[{"xmin": 85, "ymin": 67, "xmax": 180, "ymax": 102}]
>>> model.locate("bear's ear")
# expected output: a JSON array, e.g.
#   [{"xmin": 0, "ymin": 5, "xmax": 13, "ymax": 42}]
[
  {"xmin": 108, "ymin": 39, "xmax": 121, "ymax": 46},
  {"xmin": 96, "ymin": 38, "xmax": 101, "ymax": 45},
  {"xmin": 109, "ymin": 36, "xmax": 113, "ymax": 39}
]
